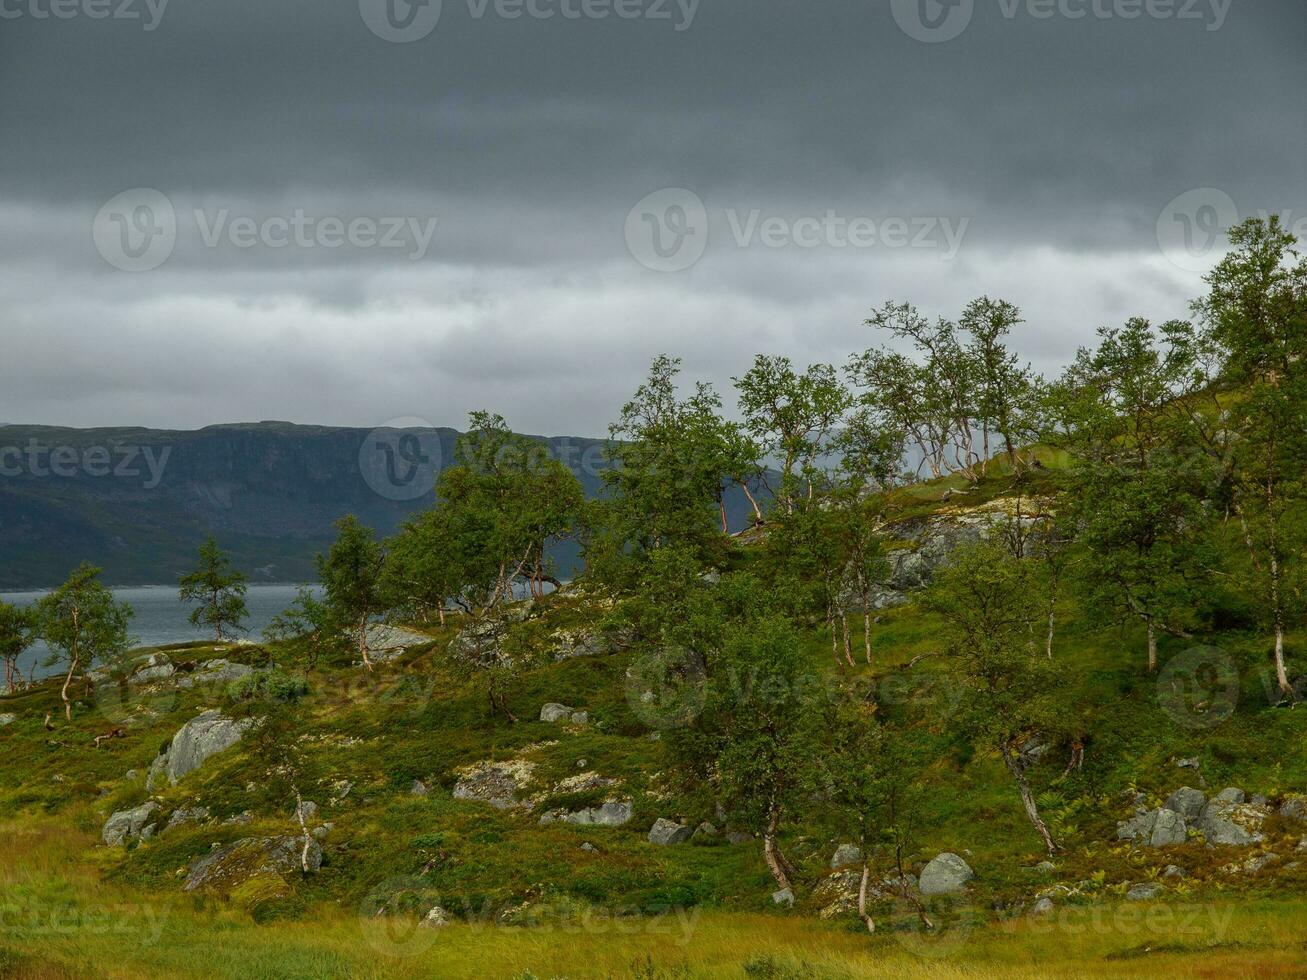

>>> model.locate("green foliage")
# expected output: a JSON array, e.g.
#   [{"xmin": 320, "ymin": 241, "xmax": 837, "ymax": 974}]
[
  {"xmin": 226, "ymin": 668, "xmax": 309, "ymax": 705},
  {"xmin": 34, "ymin": 563, "xmax": 133, "ymax": 720},
  {"xmin": 0, "ymin": 599, "xmax": 36, "ymax": 692},
  {"xmin": 317, "ymin": 515, "xmax": 385, "ymax": 659},
  {"xmin": 178, "ymin": 536, "xmax": 249, "ymax": 641}
]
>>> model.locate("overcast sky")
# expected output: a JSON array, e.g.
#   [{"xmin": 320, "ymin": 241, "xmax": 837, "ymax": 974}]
[{"xmin": 1, "ymin": 0, "xmax": 1303, "ymax": 437}]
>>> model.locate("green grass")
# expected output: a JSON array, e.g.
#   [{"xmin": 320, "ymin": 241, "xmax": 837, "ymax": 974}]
[{"xmin": 1, "ymin": 464, "xmax": 1305, "ymax": 976}]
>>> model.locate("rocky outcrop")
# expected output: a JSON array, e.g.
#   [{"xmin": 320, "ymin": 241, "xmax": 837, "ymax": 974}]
[
  {"xmin": 539, "ymin": 801, "xmax": 633, "ymax": 827},
  {"xmin": 176, "ymin": 659, "xmax": 254, "ymax": 689},
  {"xmin": 1164, "ymin": 787, "xmax": 1207, "ymax": 821},
  {"xmin": 647, "ymin": 818, "xmax": 692, "ymax": 845},
  {"xmin": 919, "ymin": 852, "xmax": 974, "ymax": 895},
  {"xmin": 102, "ymin": 801, "xmax": 160, "ymax": 846},
  {"xmin": 1197, "ymin": 790, "xmax": 1268, "ymax": 846},
  {"xmin": 184, "ymin": 835, "xmax": 322, "ymax": 894},
  {"xmin": 452, "ymin": 760, "xmax": 535, "ymax": 810},
  {"xmin": 147, "ymin": 710, "xmax": 252, "ymax": 788},
  {"xmin": 364, "ymin": 623, "xmax": 432, "ymax": 663},
  {"xmin": 128, "ymin": 653, "xmax": 176, "ymax": 685}
]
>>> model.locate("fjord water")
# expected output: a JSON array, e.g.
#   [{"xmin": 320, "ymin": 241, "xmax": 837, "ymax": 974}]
[{"xmin": 3, "ymin": 584, "xmax": 317, "ymax": 681}]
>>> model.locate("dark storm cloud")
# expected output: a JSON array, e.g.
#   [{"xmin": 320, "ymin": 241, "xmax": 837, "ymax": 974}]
[{"xmin": 0, "ymin": 0, "xmax": 1304, "ymax": 432}]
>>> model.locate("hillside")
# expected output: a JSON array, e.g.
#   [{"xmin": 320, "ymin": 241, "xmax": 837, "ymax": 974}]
[
  {"xmin": 1, "ymin": 464, "xmax": 1305, "ymax": 979},
  {"xmin": 0, "ymin": 422, "xmax": 760, "ymax": 589}
]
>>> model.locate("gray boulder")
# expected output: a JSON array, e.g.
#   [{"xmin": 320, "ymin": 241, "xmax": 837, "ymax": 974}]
[
  {"xmin": 540, "ymin": 801, "xmax": 633, "ymax": 828},
  {"xmin": 1162, "ymin": 865, "xmax": 1187, "ymax": 880},
  {"xmin": 184, "ymin": 835, "xmax": 322, "ymax": 893},
  {"xmin": 0, "ymin": 713, "xmax": 15, "ymax": 726},
  {"xmin": 1213, "ymin": 787, "xmax": 1246, "ymax": 805},
  {"xmin": 364, "ymin": 623, "xmax": 432, "ymax": 663},
  {"xmin": 128, "ymin": 653, "xmax": 175, "ymax": 685},
  {"xmin": 831, "ymin": 843, "xmax": 864, "ymax": 868},
  {"xmin": 409, "ymin": 779, "xmax": 429, "ymax": 797},
  {"xmin": 1118, "ymin": 807, "xmax": 1187, "ymax": 847},
  {"xmin": 1149, "ymin": 808, "xmax": 1188, "ymax": 846},
  {"xmin": 919, "ymin": 852, "xmax": 975, "ymax": 895},
  {"xmin": 1031, "ymin": 897, "xmax": 1055, "ymax": 916},
  {"xmin": 540, "ymin": 703, "xmax": 573, "ymax": 723},
  {"xmin": 570, "ymin": 711, "xmax": 589, "ymax": 725},
  {"xmin": 149, "ymin": 710, "xmax": 252, "ymax": 788},
  {"xmin": 1198, "ymin": 797, "xmax": 1267, "ymax": 846},
  {"xmin": 1164, "ymin": 787, "xmax": 1207, "ymax": 821},
  {"xmin": 647, "ymin": 818, "xmax": 693, "ymax": 845},
  {"xmin": 102, "ymin": 801, "xmax": 161, "ymax": 846},
  {"xmin": 294, "ymin": 800, "xmax": 319, "ymax": 823},
  {"xmin": 1126, "ymin": 882, "xmax": 1163, "ymax": 902},
  {"xmin": 771, "ymin": 888, "xmax": 795, "ymax": 907},
  {"xmin": 1280, "ymin": 796, "xmax": 1307, "ymax": 823}
]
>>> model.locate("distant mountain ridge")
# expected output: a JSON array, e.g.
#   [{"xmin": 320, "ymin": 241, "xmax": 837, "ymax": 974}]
[{"xmin": 0, "ymin": 421, "xmax": 755, "ymax": 589}]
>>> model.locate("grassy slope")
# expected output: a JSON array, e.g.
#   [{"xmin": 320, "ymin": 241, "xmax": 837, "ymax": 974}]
[{"xmin": 1, "ymin": 465, "xmax": 1306, "ymax": 978}]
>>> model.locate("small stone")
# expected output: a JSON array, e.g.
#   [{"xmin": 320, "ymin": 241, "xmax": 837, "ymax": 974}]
[
  {"xmin": 0, "ymin": 713, "xmax": 16, "ymax": 726},
  {"xmin": 124, "ymin": 769, "xmax": 138, "ymax": 781},
  {"xmin": 311, "ymin": 826, "xmax": 329, "ymax": 840},
  {"xmin": 570, "ymin": 711, "xmax": 589, "ymax": 725},
  {"xmin": 410, "ymin": 779, "xmax": 428, "ymax": 796},
  {"xmin": 1162, "ymin": 865, "xmax": 1187, "ymax": 880},
  {"xmin": 576, "ymin": 759, "xmax": 588, "ymax": 769},
  {"xmin": 295, "ymin": 800, "xmax": 319, "ymax": 823},
  {"xmin": 1175, "ymin": 757, "xmax": 1201, "ymax": 770},
  {"xmin": 1126, "ymin": 883, "xmax": 1163, "ymax": 901},
  {"xmin": 580, "ymin": 842, "xmax": 597, "ymax": 853},
  {"xmin": 1214, "ymin": 787, "xmax": 1246, "ymax": 805},
  {"xmin": 771, "ymin": 888, "xmax": 794, "ymax": 907},
  {"xmin": 726, "ymin": 831, "xmax": 752, "ymax": 844},
  {"xmin": 1031, "ymin": 897, "xmax": 1055, "ymax": 916},
  {"xmin": 332, "ymin": 780, "xmax": 353, "ymax": 801},
  {"xmin": 1296, "ymin": 837, "xmax": 1307, "ymax": 854},
  {"xmin": 831, "ymin": 843, "xmax": 864, "ymax": 868},
  {"xmin": 1033, "ymin": 861, "xmax": 1056, "ymax": 875},
  {"xmin": 421, "ymin": 905, "xmax": 450, "ymax": 928}
]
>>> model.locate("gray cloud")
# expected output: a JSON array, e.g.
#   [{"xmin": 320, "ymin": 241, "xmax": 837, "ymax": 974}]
[{"xmin": 1, "ymin": 0, "xmax": 1303, "ymax": 434}]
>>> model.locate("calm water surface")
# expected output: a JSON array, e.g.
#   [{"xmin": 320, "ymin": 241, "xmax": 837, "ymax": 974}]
[{"xmin": 3, "ymin": 584, "xmax": 317, "ymax": 681}]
